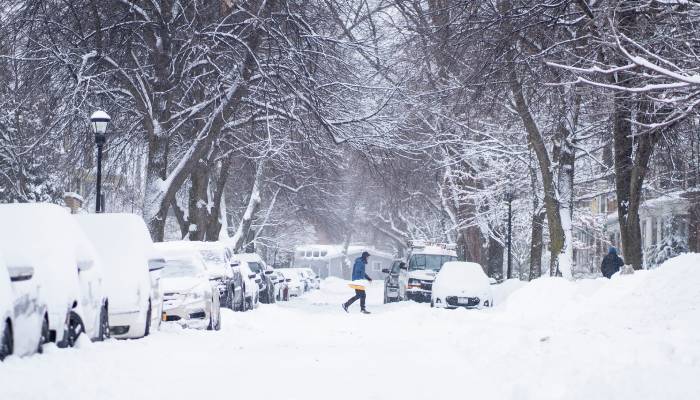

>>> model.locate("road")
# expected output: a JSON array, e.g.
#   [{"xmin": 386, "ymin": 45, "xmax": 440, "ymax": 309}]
[{"xmin": 1, "ymin": 272, "xmax": 699, "ymax": 400}]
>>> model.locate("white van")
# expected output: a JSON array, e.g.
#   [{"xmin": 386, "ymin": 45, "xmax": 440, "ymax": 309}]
[
  {"xmin": 76, "ymin": 213, "xmax": 161, "ymax": 338},
  {"xmin": 0, "ymin": 203, "xmax": 108, "ymax": 347}
]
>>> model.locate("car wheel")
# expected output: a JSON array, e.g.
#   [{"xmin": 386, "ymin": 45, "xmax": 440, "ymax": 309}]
[
  {"xmin": 97, "ymin": 305, "xmax": 110, "ymax": 341},
  {"xmin": 0, "ymin": 320, "xmax": 12, "ymax": 361},
  {"xmin": 144, "ymin": 301, "xmax": 152, "ymax": 337},
  {"xmin": 37, "ymin": 314, "xmax": 49, "ymax": 353},
  {"xmin": 60, "ymin": 311, "xmax": 84, "ymax": 348}
]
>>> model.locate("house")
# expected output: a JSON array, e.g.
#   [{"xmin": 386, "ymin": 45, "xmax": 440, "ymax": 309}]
[
  {"xmin": 292, "ymin": 244, "xmax": 395, "ymax": 280},
  {"xmin": 574, "ymin": 190, "xmax": 694, "ymax": 272}
]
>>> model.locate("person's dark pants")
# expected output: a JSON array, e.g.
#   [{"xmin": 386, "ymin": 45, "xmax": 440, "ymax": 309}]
[{"xmin": 344, "ymin": 289, "xmax": 366, "ymax": 310}]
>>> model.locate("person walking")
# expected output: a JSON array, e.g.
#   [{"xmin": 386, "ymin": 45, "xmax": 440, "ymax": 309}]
[
  {"xmin": 601, "ymin": 247, "xmax": 624, "ymax": 278},
  {"xmin": 342, "ymin": 251, "xmax": 372, "ymax": 314}
]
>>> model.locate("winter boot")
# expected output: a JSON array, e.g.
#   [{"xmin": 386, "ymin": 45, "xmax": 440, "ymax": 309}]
[
  {"xmin": 361, "ymin": 309, "xmax": 371, "ymax": 314},
  {"xmin": 342, "ymin": 303, "xmax": 349, "ymax": 313}
]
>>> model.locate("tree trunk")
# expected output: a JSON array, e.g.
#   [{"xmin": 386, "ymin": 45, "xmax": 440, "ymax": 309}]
[
  {"xmin": 510, "ymin": 74, "xmax": 567, "ymax": 277},
  {"xmin": 230, "ymin": 162, "xmax": 264, "ymax": 252},
  {"xmin": 486, "ymin": 234, "xmax": 504, "ymax": 280},
  {"xmin": 529, "ymin": 210, "xmax": 545, "ymax": 280}
]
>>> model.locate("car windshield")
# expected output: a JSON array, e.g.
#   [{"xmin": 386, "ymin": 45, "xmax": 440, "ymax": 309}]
[
  {"xmin": 199, "ymin": 250, "xmax": 223, "ymax": 264},
  {"xmin": 408, "ymin": 254, "xmax": 458, "ymax": 271},
  {"xmin": 247, "ymin": 261, "xmax": 263, "ymax": 273},
  {"xmin": 162, "ymin": 258, "xmax": 203, "ymax": 278}
]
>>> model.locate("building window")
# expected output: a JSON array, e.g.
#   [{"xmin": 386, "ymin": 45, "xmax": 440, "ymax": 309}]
[
  {"xmin": 321, "ymin": 251, "xmax": 327, "ymax": 257},
  {"xmin": 374, "ymin": 262, "xmax": 381, "ymax": 272},
  {"xmin": 305, "ymin": 251, "xmax": 312, "ymax": 257},
  {"xmin": 313, "ymin": 251, "xmax": 320, "ymax": 258}
]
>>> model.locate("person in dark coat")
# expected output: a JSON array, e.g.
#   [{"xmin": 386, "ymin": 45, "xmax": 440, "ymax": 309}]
[
  {"xmin": 601, "ymin": 247, "xmax": 624, "ymax": 278},
  {"xmin": 342, "ymin": 251, "xmax": 372, "ymax": 314}
]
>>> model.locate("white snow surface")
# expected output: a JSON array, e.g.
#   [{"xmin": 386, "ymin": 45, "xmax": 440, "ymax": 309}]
[{"xmin": 1, "ymin": 254, "xmax": 699, "ymax": 399}]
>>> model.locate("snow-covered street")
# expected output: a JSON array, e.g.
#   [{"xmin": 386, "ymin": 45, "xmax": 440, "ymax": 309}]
[{"xmin": 2, "ymin": 255, "xmax": 699, "ymax": 400}]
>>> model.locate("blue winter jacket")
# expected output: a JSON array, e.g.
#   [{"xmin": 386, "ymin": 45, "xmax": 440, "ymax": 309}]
[{"xmin": 351, "ymin": 257, "xmax": 370, "ymax": 281}]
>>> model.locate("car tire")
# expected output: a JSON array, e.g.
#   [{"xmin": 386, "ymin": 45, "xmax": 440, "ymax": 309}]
[
  {"xmin": 37, "ymin": 314, "xmax": 49, "ymax": 353},
  {"xmin": 97, "ymin": 305, "xmax": 110, "ymax": 341},
  {"xmin": 430, "ymin": 300, "xmax": 434, "ymax": 308},
  {"xmin": 0, "ymin": 320, "xmax": 12, "ymax": 361},
  {"xmin": 60, "ymin": 311, "xmax": 84, "ymax": 348},
  {"xmin": 144, "ymin": 301, "xmax": 152, "ymax": 337}
]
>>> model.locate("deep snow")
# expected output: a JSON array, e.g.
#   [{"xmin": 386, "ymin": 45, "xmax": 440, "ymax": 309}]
[{"xmin": 1, "ymin": 255, "xmax": 699, "ymax": 400}]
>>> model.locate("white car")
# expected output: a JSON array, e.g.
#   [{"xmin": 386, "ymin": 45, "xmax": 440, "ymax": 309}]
[
  {"xmin": 300, "ymin": 268, "xmax": 320, "ymax": 289},
  {"xmin": 399, "ymin": 243, "xmax": 458, "ymax": 303},
  {"xmin": 1, "ymin": 252, "xmax": 49, "ymax": 360},
  {"xmin": 280, "ymin": 269, "xmax": 303, "ymax": 297},
  {"xmin": 179, "ymin": 242, "xmax": 239, "ymax": 311},
  {"xmin": 76, "ymin": 214, "xmax": 161, "ymax": 339},
  {"xmin": 0, "ymin": 203, "xmax": 108, "ymax": 348},
  {"xmin": 156, "ymin": 246, "xmax": 221, "ymax": 330},
  {"xmin": 230, "ymin": 254, "xmax": 261, "ymax": 310},
  {"xmin": 431, "ymin": 261, "xmax": 494, "ymax": 309}
]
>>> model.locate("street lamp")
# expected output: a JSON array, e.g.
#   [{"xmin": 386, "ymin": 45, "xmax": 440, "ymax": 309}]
[
  {"xmin": 90, "ymin": 110, "xmax": 111, "ymax": 213},
  {"xmin": 504, "ymin": 189, "xmax": 515, "ymax": 279}
]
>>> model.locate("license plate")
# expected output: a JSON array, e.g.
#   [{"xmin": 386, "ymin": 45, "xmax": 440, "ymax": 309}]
[{"xmin": 458, "ymin": 297, "xmax": 471, "ymax": 304}]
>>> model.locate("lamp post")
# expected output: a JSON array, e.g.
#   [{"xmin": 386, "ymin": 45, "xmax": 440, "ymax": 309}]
[
  {"xmin": 90, "ymin": 111, "xmax": 111, "ymax": 213},
  {"xmin": 505, "ymin": 189, "xmax": 515, "ymax": 279}
]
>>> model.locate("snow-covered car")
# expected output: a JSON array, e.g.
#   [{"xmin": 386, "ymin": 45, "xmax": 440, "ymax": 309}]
[
  {"xmin": 382, "ymin": 259, "xmax": 405, "ymax": 304},
  {"xmin": 398, "ymin": 242, "xmax": 458, "ymax": 303},
  {"xmin": 280, "ymin": 269, "xmax": 303, "ymax": 297},
  {"xmin": 431, "ymin": 261, "xmax": 493, "ymax": 309},
  {"xmin": 1, "ymin": 252, "xmax": 49, "ymax": 360},
  {"xmin": 230, "ymin": 254, "xmax": 262, "ymax": 310},
  {"xmin": 235, "ymin": 253, "xmax": 275, "ymax": 304},
  {"xmin": 0, "ymin": 203, "xmax": 108, "ymax": 348},
  {"xmin": 297, "ymin": 268, "xmax": 320, "ymax": 290},
  {"xmin": 76, "ymin": 213, "xmax": 160, "ymax": 338},
  {"xmin": 189, "ymin": 242, "xmax": 243, "ymax": 311},
  {"xmin": 156, "ymin": 247, "xmax": 221, "ymax": 330},
  {"xmin": 267, "ymin": 270, "xmax": 289, "ymax": 301}
]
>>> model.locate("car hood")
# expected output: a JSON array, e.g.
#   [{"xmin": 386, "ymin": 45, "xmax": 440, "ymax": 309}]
[
  {"xmin": 161, "ymin": 276, "xmax": 205, "ymax": 294},
  {"xmin": 408, "ymin": 270, "xmax": 437, "ymax": 281}
]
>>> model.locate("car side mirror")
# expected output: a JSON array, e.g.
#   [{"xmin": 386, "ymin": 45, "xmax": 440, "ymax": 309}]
[
  {"xmin": 381, "ymin": 268, "xmax": 389, "ymax": 274},
  {"xmin": 248, "ymin": 274, "xmax": 257, "ymax": 279},
  {"xmin": 286, "ymin": 278, "xmax": 292, "ymax": 282},
  {"xmin": 399, "ymin": 263, "xmax": 407, "ymax": 270},
  {"xmin": 8, "ymin": 265, "xmax": 34, "ymax": 282},
  {"xmin": 264, "ymin": 270, "xmax": 274, "ymax": 275},
  {"xmin": 148, "ymin": 258, "xmax": 166, "ymax": 272}
]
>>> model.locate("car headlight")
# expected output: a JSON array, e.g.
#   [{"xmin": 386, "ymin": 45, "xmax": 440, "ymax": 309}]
[{"xmin": 407, "ymin": 278, "xmax": 421, "ymax": 288}]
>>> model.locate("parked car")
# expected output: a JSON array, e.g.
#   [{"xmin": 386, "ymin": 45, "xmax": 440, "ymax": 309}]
[
  {"xmin": 382, "ymin": 259, "xmax": 405, "ymax": 304},
  {"xmin": 397, "ymin": 242, "xmax": 458, "ymax": 303},
  {"xmin": 431, "ymin": 261, "xmax": 493, "ymax": 309},
  {"xmin": 300, "ymin": 268, "xmax": 320, "ymax": 290},
  {"xmin": 0, "ymin": 203, "xmax": 108, "ymax": 348},
  {"xmin": 76, "ymin": 214, "xmax": 160, "ymax": 339},
  {"xmin": 280, "ymin": 269, "xmax": 303, "ymax": 297},
  {"xmin": 188, "ymin": 242, "xmax": 243, "ymax": 311},
  {"xmin": 156, "ymin": 246, "xmax": 221, "ymax": 330},
  {"xmin": 271, "ymin": 271, "xmax": 289, "ymax": 301},
  {"xmin": 230, "ymin": 254, "xmax": 261, "ymax": 310},
  {"xmin": 1, "ymin": 252, "xmax": 49, "ymax": 360},
  {"xmin": 235, "ymin": 253, "xmax": 275, "ymax": 304}
]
